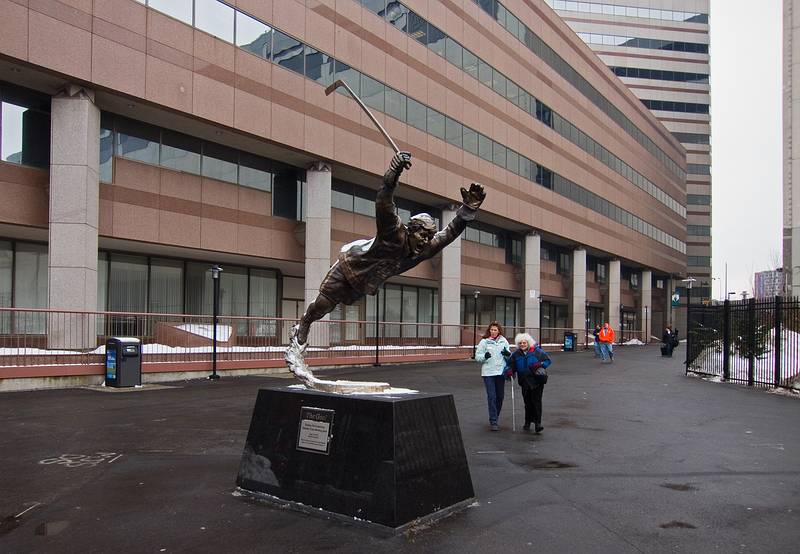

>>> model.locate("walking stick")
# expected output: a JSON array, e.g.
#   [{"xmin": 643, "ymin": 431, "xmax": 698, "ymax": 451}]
[{"xmin": 511, "ymin": 375, "xmax": 516, "ymax": 432}]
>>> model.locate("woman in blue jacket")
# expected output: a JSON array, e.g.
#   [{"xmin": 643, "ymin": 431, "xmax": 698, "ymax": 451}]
[
  {"xmin": 474, "ymin": 321, "xmax": 511, "ymax": 431},
  {"xmin": 505, "ymin": 333, "xmax": 551, "ymax": 433}
]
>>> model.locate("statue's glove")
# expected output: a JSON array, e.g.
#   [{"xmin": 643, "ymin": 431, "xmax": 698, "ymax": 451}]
[
  {"xmin": 460, "ymin": 183, "xmax": 486, "ymax": 211},
  {"xmin": 389, "ymin": 151, "xmax": 412, "ymax": 173}
]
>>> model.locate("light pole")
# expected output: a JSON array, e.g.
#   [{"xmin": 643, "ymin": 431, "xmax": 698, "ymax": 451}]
[
  {"xmin": 373, "ymin": 288, "xmax": 381, "ymax": 367},
  {"xmin": 472, "ymin": 290, "xmax": 480, "ymax": 359},
  {"xmin": 681, "ymin": 277, "xmax": 696, "ymax": 368},
  {"xmin": 209, "ymin": 265, "xmax": 223, "ymax": 380}
]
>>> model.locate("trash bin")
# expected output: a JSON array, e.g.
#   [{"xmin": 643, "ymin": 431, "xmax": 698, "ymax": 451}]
[
  {"xmin": 105, "ymin": 337, "xmax": 141, "ymax": 387},
  {"xmin": 563, "ymin": 332, "xmax": 577, "ymax": 352}
]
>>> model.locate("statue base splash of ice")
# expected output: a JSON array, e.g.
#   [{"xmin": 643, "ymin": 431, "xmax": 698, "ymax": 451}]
[{"xmin": 285, "ymin": 324, "xmax": 391, "ymax": 394}]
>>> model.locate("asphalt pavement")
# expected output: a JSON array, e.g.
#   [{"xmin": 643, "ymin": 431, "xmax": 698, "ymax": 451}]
[{"xmin": 1, "ymin": 345, "xmax": 799, "ymax": 553}]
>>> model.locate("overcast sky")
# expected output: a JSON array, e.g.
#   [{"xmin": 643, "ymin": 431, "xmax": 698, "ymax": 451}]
[{"xmin": 709, "ymin": 0, "xmax": 783, "ymax": 298}]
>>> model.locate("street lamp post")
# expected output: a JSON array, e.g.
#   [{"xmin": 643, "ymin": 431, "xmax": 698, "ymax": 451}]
[
  {"xmin": 209, "ymin": 265, "xmax": 223, "ymax": 380},
  {"xmin": 472, "ymin": 290, "xmax": 480, "ymax": 359},
  {"xmin": 373, "ymin": 288, "xmax": 381, "ymax": 367},
  {"xmin": 681, "ymin": 277, "xmax": 696, "ymax": 370}
]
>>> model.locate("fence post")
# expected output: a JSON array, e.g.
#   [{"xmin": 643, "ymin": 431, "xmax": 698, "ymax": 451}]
[
  {"xmin": 722, "ymin": 299, "xmax": 730, "ymax": 381},
  {"xmin": 747, "ymin": 297, "xmax": 755, "ymax": 387},
  {"xmin": 774, "ymin": 295, "xmax": 782, "ymax": 387}
]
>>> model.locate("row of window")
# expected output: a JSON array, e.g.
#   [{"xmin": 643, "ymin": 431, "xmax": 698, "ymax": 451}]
[
  {"xmin": 364, "ymin": 284, "xmax": 440, "ymax": 339},
  {"xmin": 467, "ymin": 0, "xmax": 686, "ymax": 182},
  {"xmin": 687, "ymin": 225, "xmax": 711, "ymax": 236},
  {"xmin": 463, "ymin": 223, "xmax": 524, "ymax": 266},
  {"xmin": 687, "ymin": 164, "xmax": 712, "ymax": 175},
  {"xmin": 672, "ymin": 132, "xmax": 710, "ymax": 145},
  {"xmin": 331, "ymin": 179, "xmax": 440, "ymax": 228},
  {"xmin": 687, "ymin": 194, "xmax": 711, "ymax": 205},
  {"xmin": 546, "ymin": 0, "xmax": 708, "ymax": 23},
  {"xmin": 358, "ymin": 2, "xmax": 685, "ymax": 216},
  {"xmin": 641, "ymin": 99, "xmax": 710, "ymax": 115},
  {"xmin": 130, "ymin": 0, "xmax": 688, "ymax": 245},
  {"xmin": 576, "ymin": 32, "xmax": 709, "ymax": 54},
  {"xmin": 688, "ymin": 256, "xmax": 711, "ymax": 267},
  {"xmin": 609, "ymin": 66, "xmax": 709, "ymax": 84},
  {"xmin": 460, "ymin": 294, "xmax": 520, "ymax": 331},
  {"xmin": 101, "ymin": 114, "xmax": 279, "ymax": 191}
]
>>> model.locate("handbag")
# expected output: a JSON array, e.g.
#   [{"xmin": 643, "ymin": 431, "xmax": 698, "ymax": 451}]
[{"xmin": 534, "ymin": 366, "xmax": 548, "ymax": 384}]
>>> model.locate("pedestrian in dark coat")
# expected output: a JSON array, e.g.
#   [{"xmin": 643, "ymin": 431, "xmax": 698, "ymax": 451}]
[{"xmin": 505, "ymin": 333, "xmax": 551, "ymax": 433}]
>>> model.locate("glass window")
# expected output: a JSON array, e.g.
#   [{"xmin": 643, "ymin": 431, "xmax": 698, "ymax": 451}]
[
  {"xmin": 361, "ymin": 74, "xmax": 385, "ymax": 112},
  {"xmin": 202, "ymin": 142, "xmax": 238, "ymax": 184},
  {"xmin": 402, "ymin": 285, "xmax": 418, "ymax": 337},
  {"xmin": 385, "ymin": 87, "xmax": 406, "ymax": 122},
  {"xmin": 386, "ymin": 1, "xmax": 409, "ymax": 32},
  {"xmin": 491, "ymin": 70, "xmax": 507, "ymax": 97},
  {"xmin": 463, "ymin": 49, "xmax": 479, "ymax": 80},
  {"xmin": 334, "ymin": 60, "xmax": 360, "ymax": 96},
  {"xmin": 445, "ymin": 37, "xmax": 463, "ymax": 67},
  {"xmin": 305, "ymin": 46, "xmax": 334, "ymax": 87},
  {"xmin": 149, "ymin": 0, "xmax": 192, "ymax": 24},
  {"xmin": 418, "ymin": 288, "xmax": 433, "ymax": 337},
  {"xmin": 445, "ymin": 117, "xmax": 462, "ymax": 148},
  {"xmin": 492, "ymin": 141, "xmax": 506, "ymax": 167},
  {"xmin": 149, "ymin": 258, "xmax": 183, "ymax": 314},
  {"xmin": 478, "ymin": 134, "xmax": 492, "ymax": 161},
  {"xmin": 161, "ymin": 130, "xmax": 201, "ymax": 173},
  {"xmin": 407, "ymin": 11, "xmax": 427, "ymax": 44},
  {"xmin": 99, "ymin": 124, "xmax": 113, "ymax": 183},
  {"xmin": 687, "ymin": 194, "xmax": 710, "ymax": 205},
  {"xmin": 116, "ymin": 117, "xmax": 160, "ymax": 165},
  {"xmin": 97, "ymin": 252, "xmax": 108, "ymax": 313},
  {"xmin": 0, "ymin": 241, "xmax": 11, "ymax": 317},
  {"xmin": 239, "ymin": 151, "xmax": 272, "ymax": 192},
  {"xmin": 272, "ymin": 171, "xmax": 301, "ymax": 220},
  {"xmin": 506, "ymin": 80, "xmax": 519, "ymax": 105},
  {"xmin": 13, "ymin": 242, "xmax": 47, "ymax": 332},
  {"xmin": 185, "ymin": 262, "xmax": 213, "ymax": 315},
  {"xmin": 108, "ymin": 254, "xmax": 147, "ymax": 312},
  {"xmin": 1, "ymin": 101, "xmax": 50, "ymax": 168},
  {"xmin": 361, "ymin": 0, "xmax": 386, "ymax": 15},
  {"xmin": 426, "ymin": 23, "xmax": 446, "ymax": 56},
  {"xmin": 506, "ymin": 149, "xmax": 519, "ymax": 175},
  {"xmin": 195, "ymin": 0, "xmax": 234, "ymax": 43},
  {"xmin": 354, "ymin": 194, "xmax": 375, "ymax": 217},
  {"xmin": 272, "ymin": 31, "xmax": 304, "ymax": 74},
  {"xmin": 332, "ymin": 187, "xmax": 353, "ymax": 211},
  {"xmin": 426, "ymin": 108, "xmax": 445, "ymax": 140},
  {"xmin": 463, "ymin": 126, "xmax": 478, "ymax": 155},
  {"xmin": 384, "ymin": 284, "xmax": 402, "ymax": 337},
  {"xmin": 406, "ymin": 97, "xmax": 427, "ymax": 131},
  {"xmin": 221, "ymin": 266, "xmax": 248, "ymax": 318},
  {"xmin": 478, "ymin": 59, "xmax": 492, "ymax": 87},
  {"xmin": 235, "ymin": 11, "xmax": 272, "ymax": 59},
  {"xmin": 250, "ymin": 268, "xmax": 278, "ymax": 337}
]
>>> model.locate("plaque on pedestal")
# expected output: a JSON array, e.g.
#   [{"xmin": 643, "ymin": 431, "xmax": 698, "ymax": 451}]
[{"xmin": 236, "ymin": 387, "xmax": 475, "ymax": 531}]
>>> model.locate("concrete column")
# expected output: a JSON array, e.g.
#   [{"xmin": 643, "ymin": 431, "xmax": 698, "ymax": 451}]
[
  {"xmin": 607, "ymin": 260, "xmax": 621, "ymax": 330},
  {"xmin": 570, "ymin": 248, "xmax": 586, "ymax": 345},
  {"xmin": 440, "ymin": 207, "xmax": 461, "ymax": 346},
  {"xmin": 640, "ymin": 269, "xmax": 652, "ymax": 343},
  {"xmin": 304, "ymin": 162, "xmax": 332, "ymax": 346},
  {"xmin": 48, "ymin": 85, "xmax": 100, "ymax": 349},
  {"xmin": 522, "ymin": 232, "xmax": 541, "ymax": 337}
]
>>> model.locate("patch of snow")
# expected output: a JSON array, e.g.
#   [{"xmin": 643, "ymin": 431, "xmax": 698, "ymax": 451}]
[{"xmin": 176, "ymin": 324, "xmax": 232, "ymax": 342}]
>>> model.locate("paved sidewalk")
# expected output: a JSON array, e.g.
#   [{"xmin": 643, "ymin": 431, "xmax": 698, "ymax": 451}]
[{"xmin": 1, "ymin": 346, "xmax": 799, "ymax": 553}]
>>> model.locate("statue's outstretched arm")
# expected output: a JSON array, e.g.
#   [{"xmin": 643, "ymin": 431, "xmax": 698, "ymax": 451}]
[{"xmin": 375, "ymin": 152, "xmax": 411, "ymax": 235}]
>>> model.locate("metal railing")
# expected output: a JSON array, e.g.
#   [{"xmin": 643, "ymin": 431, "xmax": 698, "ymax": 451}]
[{"xmin": 686, "ymin": 296, "xmax": 800, "ymax": 389}]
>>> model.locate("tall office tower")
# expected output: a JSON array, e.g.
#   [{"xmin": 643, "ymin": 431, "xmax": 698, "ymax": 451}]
[
  {"xmin": 785, "ymin": 0, "xmax": 800, "ymax": 296},
  {"xmin": 547, "ymin": 0, "xmax": 710, "ymax": 316}
]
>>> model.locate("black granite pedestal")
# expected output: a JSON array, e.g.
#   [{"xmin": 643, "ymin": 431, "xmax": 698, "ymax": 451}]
[{"xmin": 236, "ymin": 387, "xmax": 475, "ymax": 531}]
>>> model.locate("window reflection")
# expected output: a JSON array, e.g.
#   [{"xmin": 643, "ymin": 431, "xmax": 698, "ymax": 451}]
[
  {"xmin": 195, "ymin": 0, "xmax": 234, "ymax": 42},
  {"xmin": 236, "ymin": 12, "xmax": 272, "ymax": 59}
]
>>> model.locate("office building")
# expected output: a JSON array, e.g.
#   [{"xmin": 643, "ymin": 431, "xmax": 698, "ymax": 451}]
[{"xmin": 0, "ymin": 0, "xmax": 687, "ymax": 379}]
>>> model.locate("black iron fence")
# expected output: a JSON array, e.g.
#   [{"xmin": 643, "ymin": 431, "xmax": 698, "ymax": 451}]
[{"xmin": 686, "ymin": 296, "xmax": 800, "ymax": 389}]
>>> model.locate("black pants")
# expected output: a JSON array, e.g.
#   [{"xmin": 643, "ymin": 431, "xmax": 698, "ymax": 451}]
[{"xmin": 520, "ymin": 377, "xmax": 544, "ymax": 426}]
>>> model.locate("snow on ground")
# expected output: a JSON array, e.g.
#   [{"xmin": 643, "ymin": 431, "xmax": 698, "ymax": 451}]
[{"xmin": 176, "ymin": 324, "xmax": 233, "ymax": 342}]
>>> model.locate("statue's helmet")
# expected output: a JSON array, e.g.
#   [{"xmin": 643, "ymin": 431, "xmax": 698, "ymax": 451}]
[{"xmin": 408, "ymin": 213, "xmax": 436, "ymax": 233}]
